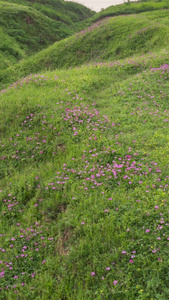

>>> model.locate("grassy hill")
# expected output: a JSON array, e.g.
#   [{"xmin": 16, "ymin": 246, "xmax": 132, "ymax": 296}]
[
  {"xmin": 5, "ymin": 0, "xmax": 95, "ymax": 23},
  {"xmin": 0, "ymin": 27, "xmax": 26, "ymax": 70},
  {"xmin": 0, "ymin": 1, "xmax": 95, "ymax": 70},
  {"xmin": 4, "ymin": 0, "xmax": 95, "ymax": 24},
  {"xmin": 2, "ymin": 1, "xmax": 169, "ymax": 299},
  {"xmin": 92, "ymin": 0, "xmax": 169, "ymax": 22},
  {"xmin": 1, "ymin": 44, "xmax": 169, "ymax": 299},
  {"xmin": 1, "ymin": 8, "xmax": 169, "ymax": 84}
]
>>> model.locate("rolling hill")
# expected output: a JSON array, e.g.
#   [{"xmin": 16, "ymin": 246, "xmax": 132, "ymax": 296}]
[
  {"xmin": 91, "ymin": 0, "xmax": 169, "ymax": 22},
  {"xmin": 0, "ymin": 0, "xmax": 95, "ymax": 70},
  {"xmin": 1, "ymin": 41, "xmax": 169, "ymax": 299},
  {"xmin": 1, "ymin": 8, "xmax": 169, "ymax": 84},
  {"xmin": 1, "ymin": 1, "xmax": 169, "ymax": 299},
  {"xmin": 4, "ymin": 0, "xmax": 95, "ymax": 23}
]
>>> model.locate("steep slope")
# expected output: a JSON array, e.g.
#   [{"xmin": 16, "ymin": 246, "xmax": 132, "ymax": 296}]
[
  {"xmin": 0, "ymin": 1, "xmax": 73, "ymax": 69},
  {"xmin": 1, "ymin": 9, "xmax": 169, "ymax": 84},
  {"xmin": 4, "ymin": 0, "xmax": 95, "ymax": 23},
  {"xmin": 0, "ymin": 1, "xmax": 95, "ymax": 70},
  {"xmin": 0, "ymin": 27, "xmax": 26, "ymax": 70}
]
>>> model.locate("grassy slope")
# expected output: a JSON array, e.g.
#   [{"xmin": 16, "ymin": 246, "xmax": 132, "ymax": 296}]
[
  {"xmin": 0, "ymin": 1, "xmax": 95, "ymax": 70},
  {"xmin": 1, "ymin": 48, "xmax": 169, "ymax": 299},
  {"xmin": 0, "ymin": 1, "xmax": 71, "ymax": 69},
  {"xmin": 1, "ymin": 9, "xmax": 169, "ymax": 84},
  {"xmin": 0, "ymin": 27, "xmax": 26, "ymax": 70},
  {"xmin": 2, "ymin": 1, "xmax": 169, "ymax": 299},
  {"xmin": 91, "ymin": 0, "xmax": 169, "ymax": 22},
  {"xmin": 4, "ymin": 0, "xmax": 95, "ymax": 23}
]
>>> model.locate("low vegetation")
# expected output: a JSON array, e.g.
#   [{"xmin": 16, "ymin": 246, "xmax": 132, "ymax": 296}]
[
  {"xmin": 5, "ymin": 0, "xmax": 95, "ymax": 23},
  {"xmin": 0, "ymin": 0, "xmax": 95, "ymax": 70},
  {"xmin": 1, "ymin": 9, "xmax": 169, "ymax": 84},
  {"xmin": 92, "ymin": 0, "xmax": 169, "ymax": 22},
  {"xmin": 1, "ymin": 0, "xmax": 169, "ymax": 299}
]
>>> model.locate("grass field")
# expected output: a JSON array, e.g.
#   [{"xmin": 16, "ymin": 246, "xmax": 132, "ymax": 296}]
[{"xmin": 1, "ymin": 0, "xmax": 169, "ymax": 299}]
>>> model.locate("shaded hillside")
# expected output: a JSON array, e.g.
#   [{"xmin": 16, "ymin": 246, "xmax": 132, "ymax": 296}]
[
  {"xmin": 0, "ymin": 27, "xmax": 26, "ymax": 70},
  {"xmin": 0, "ymin": 1, "xmax": 95, "ymax": 70},
  {"xmin": 4, "ymin": 0, "xmax": 95, "ymax": 23},
  {"xmin": 1, "ymin": 9, "xmax": 169, "ymax": 84},
  {"xmin": 0, "ymin": 1, "xmax": 72, "ymax": 69}
]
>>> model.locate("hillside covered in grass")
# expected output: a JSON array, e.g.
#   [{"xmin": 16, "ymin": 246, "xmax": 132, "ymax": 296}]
[
  {"xmin": 92, "ymin": 0, "xmax": 169, "ymax": 22},
  {"xmin": 1, "ymin": 45, "xmax": 169, "ymax": 299},
  {"xmin": 0, "ymin": 0, "xmax": 95, "ymax": 70},
  {"xmin": 2, "ymin": 0, "xmax": 169, "ymax": 299},
  {"xmin": 1, "ymin": 8, "xmax": 169, "ymax": 84},
  {"xmin": 5, "ymin": 0, "xmax": 95, "ymax": 23}
]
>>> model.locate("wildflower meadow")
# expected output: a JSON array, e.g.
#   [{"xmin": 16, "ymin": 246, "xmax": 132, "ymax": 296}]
[{"xmin": 1, "ymin": 1, "xmax": 169, "ymax": 299}]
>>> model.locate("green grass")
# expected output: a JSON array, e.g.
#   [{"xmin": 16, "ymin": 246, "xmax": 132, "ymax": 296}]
[
  {"xmin": 0, "ymin": 27, "xmax": 26, "ymax": 70},
  {"xmin": 2, "ymin": 9, "xmax": 169, "ymax": 84},
  {"xmin": 2, "ymin": 1, "xmax": 169, "ymax": 299},
  {"xmin": 92, "ymin": 0, "xmax": 169, "ymax": 22},
  {"xmin": 1, "ymin": 48, "xmax": 169, "ymax": 299},
  {"xmin": 0, "ymin": 1, "xmax": 95, "ymax": 71},
  {"xmin": 4, "ymin": 0, "xmax": 95, "ymax": 23}
]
